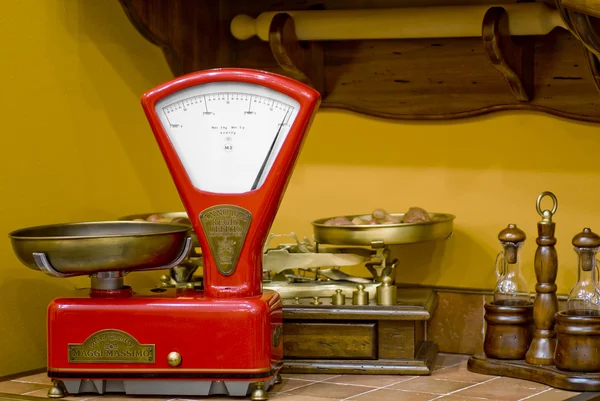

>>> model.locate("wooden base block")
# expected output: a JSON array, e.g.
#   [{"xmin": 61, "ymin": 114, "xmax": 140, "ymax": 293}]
[
  {"xmin": 282, "ymin": 341, "xmax": 438, "ymax": 375},
  {"xmin": 280, "ymin": 288, "xmax": 439, "ymax": 375},
  {"xmin": 468, "ymin": 354, "xmax": 600, "ymax": 392}
]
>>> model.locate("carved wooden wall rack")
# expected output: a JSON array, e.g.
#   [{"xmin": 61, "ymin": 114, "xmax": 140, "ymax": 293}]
[{"xmin": 118, "ymin": 0, "xmax": 600, "ymax": 122}]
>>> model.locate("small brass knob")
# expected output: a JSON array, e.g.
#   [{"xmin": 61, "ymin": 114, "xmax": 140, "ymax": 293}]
[
  {"xmin": 311, "ymin": 296, "xmax": 322, "ymax": 305},
  {"xmin": 167, "ymin": 351, "xmax": 182, "ymax": 367},
  {"xmin": 294, "ymin": 297, "xmax": 301, "ymax": 304}
]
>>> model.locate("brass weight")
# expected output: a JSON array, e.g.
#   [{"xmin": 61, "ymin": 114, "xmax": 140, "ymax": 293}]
[
  {"xmin": 353, "ymin": 284, "xmax": 369, "ymax": 305},
  {"xmin": 332, "ymin": 289, "xmax": 346, "ymax": 305},
  {"xmin": 376, "ymin": 276, "xmax": 397, "ymax": 306}
]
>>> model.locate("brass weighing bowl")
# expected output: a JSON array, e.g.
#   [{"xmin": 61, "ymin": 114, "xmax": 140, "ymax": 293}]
[
  {"xmin": 312, "ymin": 213, "xmax": 455, "ymax": 246},
  {"xmin": 9, "ymin": 221, "xmax": 191, "ymax": 275}
]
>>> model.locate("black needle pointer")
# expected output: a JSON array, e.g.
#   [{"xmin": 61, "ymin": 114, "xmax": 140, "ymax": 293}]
[{"xmin": 251, "ymin": 109, "xmax": 291, "ymax": 190}]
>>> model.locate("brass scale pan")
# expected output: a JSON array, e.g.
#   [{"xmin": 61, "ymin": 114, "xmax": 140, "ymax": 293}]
[{"xmin": 9, "ymin": 212, "xmax": 454, "ymax": 276}]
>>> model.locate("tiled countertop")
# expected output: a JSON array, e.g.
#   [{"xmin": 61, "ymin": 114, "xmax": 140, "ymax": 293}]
[{"xmin": 0, "ymin": 354, "xmax": 582, "ymax": 401}]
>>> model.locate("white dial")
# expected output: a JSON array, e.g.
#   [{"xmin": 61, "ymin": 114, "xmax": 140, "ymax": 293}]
[{"xmin": 155, "ymin": 81, "xmax": 300, "ymax": 194}]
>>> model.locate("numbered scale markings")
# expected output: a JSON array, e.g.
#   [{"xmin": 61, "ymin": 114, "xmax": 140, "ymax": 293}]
[{"xmin": 156, "ymin": 82, "xmax": 300, "ymax": 194}]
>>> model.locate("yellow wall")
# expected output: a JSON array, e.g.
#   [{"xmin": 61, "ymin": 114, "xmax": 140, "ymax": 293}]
[
  {"xmin": 0, "ymin": 0, "xmax": 175, "ymax": 377},
  {"xmin": 1, "ymin": 0, "xmax": 600, "ymax": 377}
]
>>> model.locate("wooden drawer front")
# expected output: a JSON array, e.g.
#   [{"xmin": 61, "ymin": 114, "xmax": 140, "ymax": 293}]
[
  {"xmin": 378, "ymin": 320, "xmax": 424, "ymax": 359},
  {"xmin": 283, "ymin": 321, "xmax": 377, "ymax": 360}
]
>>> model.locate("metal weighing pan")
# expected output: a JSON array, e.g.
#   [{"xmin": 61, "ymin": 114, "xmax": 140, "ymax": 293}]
[
  {"xmin": 312, "ymin": 213, "xmax": 455, "ymax": 246},
  {"xmin": 9, "ymin": 221, "xmax": 192, "ymax": 276}
]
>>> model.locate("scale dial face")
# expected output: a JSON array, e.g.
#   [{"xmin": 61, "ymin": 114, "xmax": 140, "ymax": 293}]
[{"xmin": 154, "ymin": 81, "xmax": 300, "ymax": 194}]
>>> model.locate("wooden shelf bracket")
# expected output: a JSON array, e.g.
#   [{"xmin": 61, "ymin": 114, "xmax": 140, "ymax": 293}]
[
  {"xmin": 482, "ymin": 7, "xmax": 534, "ymax": 102},
  {"xmin": 268, "ymin": 13, "xmax": 325, "ymax": 96}
]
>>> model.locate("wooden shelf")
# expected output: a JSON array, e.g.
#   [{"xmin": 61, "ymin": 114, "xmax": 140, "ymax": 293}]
[{"xmin": 118, "ymin": 0, "xmax": 600, "ymax": 122}]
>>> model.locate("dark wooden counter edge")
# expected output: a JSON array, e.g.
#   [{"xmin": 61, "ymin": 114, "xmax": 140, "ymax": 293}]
[
  {"xmin": 283, "ymin": 288, "xmax": 437, "ymax": 320},
  {"xmin": 0, "ymin": 394, "xmax": 48, "ymax": 401},
  {"xmin": 283, "ymin": 341, "xmax": 438, "ymax": 375},
  {"xmin": 468, "ymin": 354, "xmax": 600, "ymax": 392},
  {"xmin": 0, "ymin": 368, "xmax": 45, "ymax": 383}
]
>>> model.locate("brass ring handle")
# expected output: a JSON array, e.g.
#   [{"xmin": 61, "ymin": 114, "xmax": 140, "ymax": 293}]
[{"xmin": 536, "ymin": 191, "xmax": 558, "ymax": 219}]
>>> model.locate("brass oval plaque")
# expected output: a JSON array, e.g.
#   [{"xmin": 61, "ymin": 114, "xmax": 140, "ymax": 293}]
[
  {"xmin": 199, "ymin": 205, "xmax": 252, "ymax": 276},
  {"xmin": 68, "ymin": 329, "xmax": 155, "ymax": 364}
]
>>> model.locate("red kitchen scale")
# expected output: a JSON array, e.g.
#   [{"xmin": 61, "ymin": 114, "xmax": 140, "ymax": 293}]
[{"xmin": 8, "ymin": 69, "xmax": 320, "ymax": 400}]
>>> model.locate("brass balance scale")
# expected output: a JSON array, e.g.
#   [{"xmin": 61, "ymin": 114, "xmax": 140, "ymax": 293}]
[{"xmin": 121, "ymin": 210, "xmax": 455, "ymax": 374}]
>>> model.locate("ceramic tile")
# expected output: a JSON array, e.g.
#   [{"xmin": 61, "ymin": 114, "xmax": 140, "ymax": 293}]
[
  {"xmin": 272, "ymin": 395, "xmax": 344, "ymax": 401},
  {"xmin": 176, "ymin": 398, "xmax": 241, "ymax": 401},
  {"xmin": 86, "ymin": 397, "xmax": 171, "ymax": 401},
  {"xmin": 521, "ymin": 388, "xmax": 580, "ymax": 401},
  {"xmin": 176, "ymin": 398, "xmax": 245, "ymax": 401},
  {"xmin": 281, "ymin": 374, "xmax": 340, "ymax": 381},
  {"xmin": 454, "ymin": 377, "xmax": 548, "ymax": 401},
  {"xmin": 286, "ymin": 382, "xmax": 370, "ymax": 399},
  {"xmin": 271, "ymin": 378, "xmax": 315, "ymax": 393},
  {"xmin": 324, "ymin": 375, "xmax": 416, "ymax": 387},
  {"xmin": 389, "ymin": 377, "xmax": 472, "ymax": 394},
  {"xmin": 349, "ymin": 388, "xmax": 437, "ymax": 401},
  {"xmin": 428, "ymin": 292, "xmax": 485, "ymax": 355},
  {"xmin": 0, "ymin": 381, "xmax": 50, "ymax": 394},
  {"xmin": 22, "ymin": 388, "xmax": 96, "ymax": 400},
  {"xmin": 4, "ymin": 356, "xmax": 541, "ymax": 401},
  {"xmin": 269, "ymin": 395, "xmax": 297, "ymax": 400},
  {"xmin": 11, "ymin": 372, "xmax": 51, "ymax": 385},
  {"xmin": 431, "ymin": 364, "xmax": 495, "ymax": 383}
]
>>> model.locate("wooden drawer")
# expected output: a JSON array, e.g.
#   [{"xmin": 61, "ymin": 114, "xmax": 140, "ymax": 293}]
[{"xmin": 283, "ymin": 321, "xmax": 377, "ymax": 360}]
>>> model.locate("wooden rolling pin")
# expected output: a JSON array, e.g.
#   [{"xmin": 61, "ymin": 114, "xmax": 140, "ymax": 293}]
[{"xmin": 231, "ymin": 3, "xmax": 565, "ymax": 41}]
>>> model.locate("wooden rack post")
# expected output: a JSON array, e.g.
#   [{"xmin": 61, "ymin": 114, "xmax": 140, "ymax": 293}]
[{"xmin": 525, "ymin": 192, "xmax": 559, "ymax": 365}]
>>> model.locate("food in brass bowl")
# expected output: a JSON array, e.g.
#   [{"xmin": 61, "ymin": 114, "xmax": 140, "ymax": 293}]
[
  {"xmin": 119, "ymin": 212, "xmax": 192, "ymax": 225},
  {"xmin": 119, "ymin": 212, "xmax": 200, "ymax": 249},
  {"xmin": 324, "ymin": 207, "xmax": 431, "ymax": 226},
  {"xmin": 9, "ymin": 221, "xmax": 192, "ymax": 275},
  {"xmin": 313, "ymin": 207, "xmax": 455, "ymax": 246}
]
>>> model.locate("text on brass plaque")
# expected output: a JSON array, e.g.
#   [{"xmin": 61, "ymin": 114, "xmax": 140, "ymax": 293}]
[
  {"xmin": 199, "ymin": 205, "xmax": 252, "ymax": 276},
  {"xmin": 68, "ymin": 329, "xmax": 155, "ymax": 364}
]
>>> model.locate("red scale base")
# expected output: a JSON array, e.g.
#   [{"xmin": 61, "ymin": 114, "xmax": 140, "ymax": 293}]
[{"xmin": 47, "ymin": 288, "xmax": 283, "ymax": 397}]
